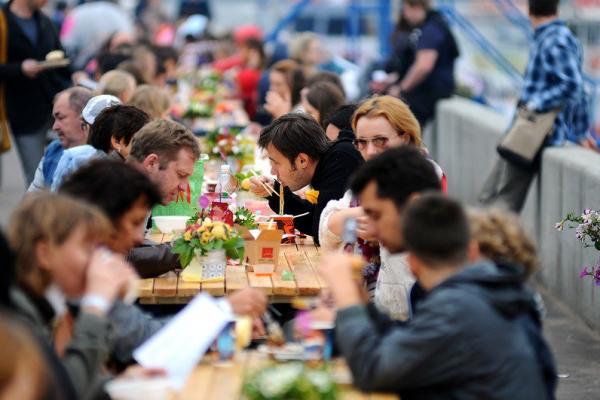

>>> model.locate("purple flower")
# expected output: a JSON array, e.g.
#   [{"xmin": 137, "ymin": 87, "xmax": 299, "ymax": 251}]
[
  {"xmin": 199, "ymin": 195, "xmax": 210, "ymax": 209},
  {"xmin": 580, "ymin": 266, "xmax": 591, "ymax": 278},
  {"xmin": 594, "ymin": 267, "xmax": 600, "ymax": 285}
]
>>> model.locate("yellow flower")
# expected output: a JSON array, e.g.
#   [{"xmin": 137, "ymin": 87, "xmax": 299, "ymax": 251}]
[
  {"xmin": 212, "ymin": 223, "xmax": 227, "ymax": 240},
  {"xmin": 305, "ymin": 189, "xmax": 319, "ymax": 204},
  {"xmin": 183, "ymin": 231, "xmax": 192, "ymax": 241},
  {"xmin": 201, "ymin": 231, "xmax": 211, "ymax": 244}
]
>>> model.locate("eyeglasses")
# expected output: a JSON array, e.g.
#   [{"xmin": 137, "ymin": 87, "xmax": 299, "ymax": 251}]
[{"xmin": 353, "ymin": 136, "xmax": 390, "ymax": 150}]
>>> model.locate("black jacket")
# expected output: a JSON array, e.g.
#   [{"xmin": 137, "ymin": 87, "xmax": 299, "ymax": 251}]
[
  {"xmin": 336, "ymin": 261, "xmax": 557, "ymax": 400},
  {"xmin": 0, "ymin": 2, "xmax": 70, "ymax": 134},
  {"xmin": 267, "ymin": 137, "xmax": 363, "ymax": 243}
]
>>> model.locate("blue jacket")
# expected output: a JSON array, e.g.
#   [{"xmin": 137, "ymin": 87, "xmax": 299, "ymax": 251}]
[{"xmin": 336, "ymin": 261, "xmax": 556, "ymax": 400}]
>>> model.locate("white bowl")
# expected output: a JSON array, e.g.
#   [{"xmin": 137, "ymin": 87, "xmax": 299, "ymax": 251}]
[
  {"xmin": 105, "ymin": 377, "xmax": 174, "ymax": 400},
  {"xmin": 153, "ymin": 216, "xmax": 190, "ymax": 234}
]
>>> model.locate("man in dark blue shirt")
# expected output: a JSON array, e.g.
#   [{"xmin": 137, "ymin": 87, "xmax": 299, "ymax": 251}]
[{"xmin": 388, "ymin": 0, "xmax": 459, "ymax": 126}]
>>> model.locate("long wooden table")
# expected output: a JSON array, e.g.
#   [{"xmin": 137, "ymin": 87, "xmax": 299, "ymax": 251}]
[
  {"xmin": 178, "ymin": 350, "xmax": 396, "ymax": 400},
  {"xmin": 138, "ymin": 237, "xmax": 326, "ymax": 304}
]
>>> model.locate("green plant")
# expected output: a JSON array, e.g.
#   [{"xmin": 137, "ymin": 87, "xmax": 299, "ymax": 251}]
[
  {"xmin": 243, "ymin": 364, "xmax": 337, "ymax": 400},
  {"xmin": 235, "ymin": 207, "xmax": 257, "ymax": 229},
  {"xmin": 171, "ymin": 217, "xmax": 244, "ymax": 267}
]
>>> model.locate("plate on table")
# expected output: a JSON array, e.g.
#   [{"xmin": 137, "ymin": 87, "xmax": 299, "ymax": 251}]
[{"xmin": 257, "ymin": 343, "xmax": 319, "ymax": 361}]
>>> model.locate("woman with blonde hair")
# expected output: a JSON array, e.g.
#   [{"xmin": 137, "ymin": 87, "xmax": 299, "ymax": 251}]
[
  {"xmin": 128, "ymin": 84, "xmax": 171, "ymax": 119},
  {"xmin": 319, "ymin": 95, "xmax": 445, "ymax": 319},
  {"xmin": 7, "ymin": 192, "xmax": 137, "ymax": 399}
]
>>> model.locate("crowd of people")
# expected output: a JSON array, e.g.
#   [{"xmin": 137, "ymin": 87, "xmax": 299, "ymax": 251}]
[{"xmin": 0, "ymin": 0, "xmax": 592, "ymax": 398}]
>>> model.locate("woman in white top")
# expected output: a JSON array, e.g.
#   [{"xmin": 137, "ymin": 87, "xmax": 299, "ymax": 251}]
[{"xmin": 319, "ymin": 95, "xmax": 445, "ymax": 320}]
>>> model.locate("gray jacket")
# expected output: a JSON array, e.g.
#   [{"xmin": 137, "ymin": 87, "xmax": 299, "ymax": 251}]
[
  {"xmin": 335, "ymin": 261, "xmax": 555, "ymax": 400},
  {"xmin": 10, "ymin": 287, "xmax": 111, "ymax": 399}
]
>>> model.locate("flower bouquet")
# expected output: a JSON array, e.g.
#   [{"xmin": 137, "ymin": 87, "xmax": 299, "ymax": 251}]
[
  {"xmin": 184, "ymin": 100, "xmax": 215, "ymax": 119},
  {"xmin": 556, "ymin": 209, "xmax": 600, "ymax": 284},
  {"xmin": 243, "ymin": 363, "xmax": 337, "ymax": 400},
  {"xmin": 172, "ymin": 215, "xmax": 244, "ymax": 282},
  {"xmin": 205, "ymin": 127, "xmax": 254, "ymax": 171}
]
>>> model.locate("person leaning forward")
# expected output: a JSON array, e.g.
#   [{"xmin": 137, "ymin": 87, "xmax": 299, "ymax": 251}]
[{"xmin": 250, "ymin": 113, "xmax": 363, "ymax": 244}]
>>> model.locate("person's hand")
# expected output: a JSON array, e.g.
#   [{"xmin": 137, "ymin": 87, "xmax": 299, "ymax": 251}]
[
  {"xmin": 580, "ymin": 137, "xmax": 599, "ymax": 152},
  {"xmin": 387, "ymin": 83, "xmax": 402, "ymax": 98},
  {"xmin": 21, "ymin": 59, "xmax": 42, "ymax": 78},
  {"xmin": 249, "ymin": 175, "xmax": 275, "ymax": 198},
  {"xmin": 265, "ymin": 90, "xmax": 292, "ymax": 119},
  {"xmin": 84, "ymin": 249, "xmax": 138, "ymax": 307},
  {"xmin": 120, "ymin": 365, "xmax": 166, "ymax": 379},
  {"xmin": 227, "ymin": 288, "xmax": 267, "ymax": 318},
  {"xmin": 318, "ymin": 253, "xmax": 363, "ymax": 309},
  {"xmin": 252, "ymin": 317, "xmax": 266, "ymax": 339}
]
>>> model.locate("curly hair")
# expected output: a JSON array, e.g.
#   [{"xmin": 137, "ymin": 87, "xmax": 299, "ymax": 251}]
[{"xmin": 468, "ymin": 208, "xmax": 539, "ymax": 279}]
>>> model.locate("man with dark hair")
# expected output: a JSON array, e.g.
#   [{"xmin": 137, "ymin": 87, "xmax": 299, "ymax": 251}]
[
  {"xmin": 60, "ymin": 159, "xmax": 267, "ymax": 365},
  {"xmin": 348, "ymin": 146, "xmax": 441, "ymax": 252},
  {"xmin": 128, "ymin": 119, "xmax": 201, "ymax": 205},
  {"xmin": 480, "ymin": 0, "xmax": 593, "ymax": 212},
  {"xmin": 28, "ymin": 87, "xmax": 93, "ymax": 192},
  {"xmin": 250, "ymin": 113, "xmax": 362, "ymax": 242},
  {"xmin": 88, "ymin": 105, "xmax": 150, "ymax": 160},
  {"xmin": 320, "ymin": 193, "xmax": 555, "ymax": 399}
]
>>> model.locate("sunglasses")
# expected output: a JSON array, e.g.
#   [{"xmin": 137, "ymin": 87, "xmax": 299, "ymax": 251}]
[{"xmin": 353, "ymin": 136, "xmax": 390, "ymax": 150}]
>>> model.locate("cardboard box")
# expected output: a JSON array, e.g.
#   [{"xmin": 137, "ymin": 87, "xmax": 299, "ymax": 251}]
[{"xmin": 236, "ymin": 226, "xmax": 283, "ymax": 268}]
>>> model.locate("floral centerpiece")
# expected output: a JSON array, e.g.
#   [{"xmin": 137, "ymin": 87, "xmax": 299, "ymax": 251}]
[
  {"xmin": 172, "ymin": 215, "xmax": 244, "ymax": 282},
  {"xmin": 243, "ymin": 363, "xmax": 337, "ymax": 400},
  {"xmin": 184, "ymin": 100, "xmax": 214, "ymax": 119},
  {"xmin": 205, "ymin": 126, "xmax": 254, "ymax": 172},
  {"xmin": 556, "ymin": 209, "xmax": 600, "ymax": 284}
]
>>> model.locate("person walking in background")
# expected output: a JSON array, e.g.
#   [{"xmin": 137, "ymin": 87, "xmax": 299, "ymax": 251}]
[
  {"xmin": 479, "ymin": 0, "xmax": 594, "ymax": 213},
  {"xmin": 0, "ymin": 0, "xmax": 71, "ymax": 186},
  {"xmin": 380, "ymin": 0, "xmax": 459, "ymax": 127}
]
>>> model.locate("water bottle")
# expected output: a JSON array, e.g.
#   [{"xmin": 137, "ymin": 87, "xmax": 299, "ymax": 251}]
[{"xmin": 218, "ymin": 164, "xmax": 232, "ymax": 204}]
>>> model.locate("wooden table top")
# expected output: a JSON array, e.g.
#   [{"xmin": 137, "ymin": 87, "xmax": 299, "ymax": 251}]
[
  {"xmin": 138, "ymin": 234, "xmax": 325, "ymax": 304},
  {"xmin": 178, "ymin": 350, "xmax": 396, "ymax": 400}
]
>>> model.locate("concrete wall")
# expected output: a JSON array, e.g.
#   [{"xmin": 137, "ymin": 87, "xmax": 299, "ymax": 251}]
[{"xmin": 434, "ymin": 97, "xmax": 600, "ymax": 330}]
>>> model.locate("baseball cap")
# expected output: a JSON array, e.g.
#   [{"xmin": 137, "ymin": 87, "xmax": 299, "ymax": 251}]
[{"xmin": 82, "ymin": 95, "xmax": 121, "ymax": 125}]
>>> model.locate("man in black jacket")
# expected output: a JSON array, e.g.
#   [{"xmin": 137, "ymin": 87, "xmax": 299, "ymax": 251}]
[
  {"xmin": 0, "ymin": 0, "xmax": 71, "ymax": 184},
  {"xmin": 249, "ymin": 113, "xmax": 363, "ymax": 244}
]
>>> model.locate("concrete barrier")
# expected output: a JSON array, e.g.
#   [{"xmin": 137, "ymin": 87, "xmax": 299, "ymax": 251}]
[{"xmin": 435, "ymin": 97, "xmax": 600, "ymax": 330}]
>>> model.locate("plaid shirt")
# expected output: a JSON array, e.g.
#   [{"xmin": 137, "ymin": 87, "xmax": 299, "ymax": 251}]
[{"xmin": 521, "ymin": 20, "xmax": 590, "ymax": 145}]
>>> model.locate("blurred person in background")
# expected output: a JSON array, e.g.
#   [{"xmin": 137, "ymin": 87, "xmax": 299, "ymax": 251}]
[
  {"xmin": 128, "ymin": 84, "xmax": 171, "ymax": 119},
  {"xmin": 28, "ymin": 86, "xmax": 92, "ymax": 192},
  {"xmin": 96, "ymin": 69, "xmax": 137, "ymax": 103},
  {"xmin": 237, "ymin": 37, "xmax": 266, "ymax": 120},
  {"xmin": 376, "ymin": 0, "xmax": 459, "ymax": 127},
  {"xmin": 301, "ymin": 81, "xmax": 345, "ymax": 130},
  {"xmin": 61, "ymin": 0, "xmax": 135, "ymax": 70},
  {"xmin": 323, "ymin": 103, "xmax": 357, "ymax": 141},
  {"xmin": 0, "ymin": 0, "xmax": 72, "ymax": 185},
  {"xmin": 289, "ymin": 32, "xmax": 324, "ymax": 79},
  {"xmin": 264, "ymin": 59, "xmax": 306, "ymax": 119}
]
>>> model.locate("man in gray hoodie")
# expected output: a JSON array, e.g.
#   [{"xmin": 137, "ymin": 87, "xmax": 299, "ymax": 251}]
[{"xmin": 320, "ymin": 150, "xmax": 556, "ymax": 399}]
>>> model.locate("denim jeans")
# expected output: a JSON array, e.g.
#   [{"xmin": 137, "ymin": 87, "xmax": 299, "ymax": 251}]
[{"xmin": 14, "ymin": 126, "xmax": 48, "ymax": 186}]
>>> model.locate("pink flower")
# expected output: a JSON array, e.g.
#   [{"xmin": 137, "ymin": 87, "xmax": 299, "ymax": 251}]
[{"xmin": 580, "ymin": 266, "xmax": 591, "ymax": 278}]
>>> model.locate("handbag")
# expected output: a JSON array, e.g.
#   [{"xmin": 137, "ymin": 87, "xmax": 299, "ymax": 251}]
[
  {"xmin": 0, "ymin": 8, "xmax": 12, "ymax": 154},
  {"xmin": 496, "ymin": 106, "xmax": 558, "ymax": 169}
]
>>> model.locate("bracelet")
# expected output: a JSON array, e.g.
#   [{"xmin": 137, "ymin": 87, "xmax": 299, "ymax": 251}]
[{"xmin": 80, "ymin": 294, "xmax": 111, "ymax": 314}]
